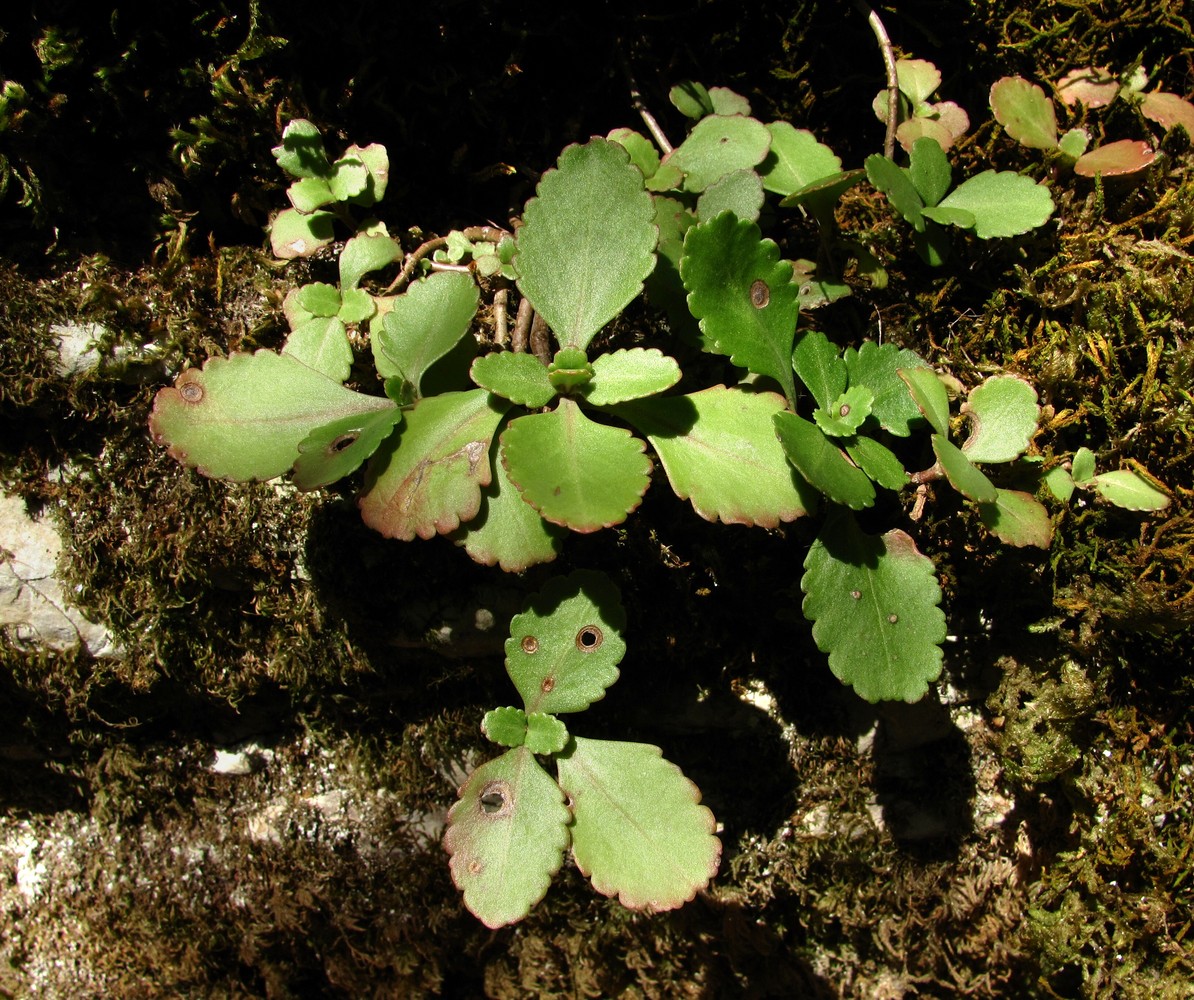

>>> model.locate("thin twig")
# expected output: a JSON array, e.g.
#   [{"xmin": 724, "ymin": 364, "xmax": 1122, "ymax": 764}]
[
  {"xmin": 529, "ymin": 312, "xmax": 552, "ymax": 366},
  {"xmin": 383, "ymin": 225, "xmax": 509, "ymax": 294},
  {"xmin": 618, "ymin": 48, "xmax": 673, "ymax": 155},
  {"xmin": 493, "ymin": 288, "xmax": 509, "ymax": 347},
  {"xmin": 511, "ymin": 296, "xmax": 533, "ymax": 354},
  {"xmin": 854, "ymin": 1, "xmax": 899, "ymax": 159}
]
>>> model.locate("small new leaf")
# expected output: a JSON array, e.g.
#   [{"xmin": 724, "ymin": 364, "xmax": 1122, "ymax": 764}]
[
  {"xmin": 482, "ymin": 706, "xmax": 528, "ymax": 748},
  {"xmin": 812, "ymin": 386, "xmax": 873, "ymax": 437}
]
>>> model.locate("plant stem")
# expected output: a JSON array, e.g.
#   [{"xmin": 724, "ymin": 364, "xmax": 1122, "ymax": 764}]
[
  {"xmin": 619, "ymin": 49, "xmax": 673, "ymax": 154},
  {"xmin": 855, "ymin": 1, "xmax": 899, "ymax": 159},
  {"xmin": 511, "ymin": 296, "xmax": 533, "ymax": 354},
  {"xmin": 384, "ymin": 225, "xmax": 508, "ymax": 294}
]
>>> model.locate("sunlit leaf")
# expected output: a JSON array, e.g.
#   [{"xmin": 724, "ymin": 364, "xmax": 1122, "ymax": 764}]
[
  {"xmin": 938, "ymin": 170, "xmax": 1054, "ymax": 238},
  {"xmin": 933, "ymin": 434, "xmax": 997, "ymax": 503},
  {"xmin": 292, "ymin": 406, "xmax": 403, "ymax": 490},
  {"xmin": 844, "ymin": 436, "xmax": 908, "ymax": 491},
  {"xmin": 792, "ymin": 330, "xmax": 847, "ymax": 411},
  {"xmin": 978, "ymin": 489, "xmax": 1053, "ymax": 548},
  {"xmin": 759, "ymin": 122, "xmax": 842, "ymax": 196},
  {"xmin": 1057, "ymin": 66, "xmax": 1118, "ymax": 108},
  {"xmin": 865, "ymin": 153, "xmax": 926, "ymax": 231},
  {"xmin": 1140, "ymin": 92, "xmax": 1194, "ymax": 134},
  {"xmin": 444, "ymin": 747, "xmax": 569, "ymax": 929},
  {"xmin": 1087, "ymin": 470, "xmax": 1170, "ymax": 511},
  {"xmin": 989, "ymin": 77, "xmax": 1059, "ymax": 149},
  {"xmin": 843, "ymin": 342, "xmax": 930, "ymax": 436},
  {"xmin": 557, "ymin": 737, "xmax": 720, "ymax": 912},
  {"xmin": 774, "ymin": 412, "xmax": 875, "ymax": 510},
  {"xmin": 514, "ymin": 138, "xmax": 657, "ymax": 351},
  {"xmin": 271, "ymin": 119, "xmax": 331, "ymax": 179},
  {"xmin": 961, "ymin": 375, "xmax": 1039, "ymax": 463},
  {"xmin": 269, "ymin": 207, "xmax": 335, "ymax": 260},
  {"xmin": 1074, "ymin": 140, "xmax": 1155, "ymax": 178},
  {"xmin": 470, "ymin": 352, "xmax": 557, "ymax": 407},
  {"xmin": 482, "ymin": 706, "xmax": 528, "ymax": 748},
  {"xmin": 282, "ymin": 316, "xmax": 352, "ymax": 383},
  {"xmin": 908, "ymin": 136, "xmax": 952, "ymax": 207},
  {"xmin": 899, "ymin": 366, "xmax": 950, "ymax": 437},
  {"xmin": 696, "ymin": 168, "xmax": 765, "ymax": 223},
  {"xmin": 813, "ymin": 386, "xmax": 873, "ymax": 437},
  {"xmin": 665, "ymin": 115, "xmax": 772, "ymax": 192},
  {"xmin": 339, "ymin": 233, "xmax": 402, "ymax": 290},
  {"xmin": 584, "ymin": 348, "xmax": 681, "ymax": 405},
  {"xmin": 1070, "ymin": 447, "xmax": 1096, "ymax": 484}
]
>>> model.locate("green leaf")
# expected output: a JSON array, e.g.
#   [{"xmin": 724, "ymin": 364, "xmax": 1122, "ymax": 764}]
[
  {"xmin": 296, "ymin": 282, "xmax": 341, "ymax": 318},
  {"xmin": 1042, "ymin": 465, "xmax": 1075, "ymax": 503},
  {"xmin": 669, "ymin": 81, "xmax": 713, "ymax": 119},
  {"xmin": 843, "ymin": 342, "xmax": 929, "ymax": 436},
  {"xmin": 792, "ymin": 330, "xmax": 847, "ymax": 411},
  {"xmin": 774, "ymin": 412, "xmax": 875, "ymax": 510},
  {"xmin": 282, "ymin": 316, "xmax": 352, "ymax": 383},
  {"xmin": 907, "ymin": 136, "xmax": 952, "ymax": 206},
  {"xmin": 696, "ymin": 168, "xmax": 765, "ymax": 223},
  {"xmin": 343, "ymin": 141, "xmax": 389, "ymax": 205},
  {"xmin": 899, "ymin": 367, "xmax": 950, "ymax": 437},
  {"xmin": 292, "ymin": 406, "xmax": 403, "ymax": 491},
  {"xmin": 1058, "ymin": 128, "xmax": 1091, "ymax": 161},
  {"xmin": 864, "ymin": 154, "xmax": 926, "ymax": 232},
  {"xmin": 978, "ymin": 489, "xmax": 1054, "ymax": 548},
  {"xmin": 372, "ymin": 270, "xmax": 480, "ymax": 399},
  {"xmin": 359, "ymin": 389, "xmax": 508, "ymax": 540},
  {"xmin": 606, "ymin": 127, "xmax": 661, "ymax": 180},
  {"xmin": 709, "ymin": 86, "xmax": 751, "ymax": 117},
  {"xmin": 1070, "ymin": 447, "xmax": 1096, "ymax": 484},
  {"xmin": 505, "ymin": 570, "xmax": 627, "ymax": 715},
  {"xmin": 272, "ymin": 119, "xmax": 331, "ymax": 179},
  {"xmin": 327, "ymin": 155, "xmax": 368, "ymax": 201},
  {"xmin": 470, "ymin": 352, "xmax": 557, "ymax": 407},
  {"xmin": 933, "ymin": 434, "xmax": 998, "ymax": 503},
  {"xmin": 778, "ymin": 169, "xmax": 866, "ymax": 220},
  {"xmin": 617, "ymin": 386, "xmax": 816, "ymax": 526},
  {"xmin": 665, "ymin": 115, "xmax": 772, "ymax": 192},
  {"xmin": 938, "ymin": 171, "xmax": 1054, "ymax": 238},
  {"xmin": 813, "ymin": 386, "xmax": 873, "ymax": 437},
  {"xmin": 336, "ymin": 287, "xmax": 375, "ymax": 325},
  {"xmin": 526, "ymin": 714, "xmax": 570, "ymax": 755},
  {"xmin": 584, "ymin": 348, "xmax": 681, "ymax": 405},
  {"xmin": 444, "ymin": 747, "xmax": 569, "ymax": 929},
  {"xmin": 961, "ymin": 375, "xmax": 1039, "ymax": 463},
  {"xmin": 1087, "ymin": 470, "xmax": 1170, "ymax": 511},
  {"xmin": 680, "ymin": 212, "xmax": 799, "ymax": 406},
  {"xmin": 547, "ymin": 348, "xmax": 595, "ymax": 393},
  {"xmin": 989, "ymin": 77, "xmax": 1059, "ymax": 150},
  {"xmin": 844, "ymin": 436, "xmax": 908, "ymax": 491},
  {"xmin": 452, "ymin": 431, "xmax": 566, "ymax": 572},
  {"xmin": 556, "ymin": 737, "xmax": 720, "ymax": 912},
  {"xmin": 920, "ymin": 206, "xmax": 976, "ymax": 229},
  {"xmin": 482, "ymin": 706, "xmax": 528, "ymax": 748},
  {"xmin": 895, "ymin": 58, "xmax": 942, "ymax": 105},
  {"xmin": 269, "ymin": 207, "xmax": 335, "ymax": 260},
  {"xmin": 514, "ymin": 138, "xmax": 657, "ymax": 351},
  {"xmin": 500, "ymin": 398, "xmax": 652, "ymax": 532},
  {"xmin": 339, "ymin": 233, "xmax": 402, "ymax": 291},
  {"xmin": 802, "ymin": 513, "xmax": 946, "ymax": 703},
  {"xmin": 759, "ymin": 122, "xmax": 842, "ymax": 197},
  {"xmin": 149, "ymin": 350, "xmax": 398, "ymax": 482},
  {"xmin": 287, "ymin": 176, "xmax": 335, "ymax": 213}
]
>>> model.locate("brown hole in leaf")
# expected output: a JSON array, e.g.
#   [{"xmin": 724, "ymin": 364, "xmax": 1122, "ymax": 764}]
[
  {"xmin": 575, "ymin": 625, "xmax": 603, "ymax": 652},
  {"xmin": 479, "ymin": 779, "xmax": 513, "ymax": 817},
  {"xmin": 750, "ymin": 279, "xmax": 770, "ymax": 308},
  {"xmin": 328, "ymin": 432, "xmax": 359, "ymax": 455},
  {"xmin": 179, "ymin": 381, "xmax": 204, "ymax": 404},
  {"xmin": 521, "ymin": 635, "xmax": 539, "ymax": 654},
  {"xmin": 541, "ymin": 676, "xmax": 555, "ymax": 693}
]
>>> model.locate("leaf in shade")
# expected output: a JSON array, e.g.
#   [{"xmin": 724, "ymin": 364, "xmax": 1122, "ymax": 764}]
[
  {"xmin": 843, "ymin": 342, "xmax": 930, "ymax": 437},
  {"xmin": 283, "ymin": 316, "xmax": 352, "ymax": 383},
  {"xmin": 444, "ymin": 747, "xmax": 570, "ymax": 929},
  {"xmin": 1057, "ymin": 66, "xmax": 1118, "ymax": 108},
  {"xmin": 452, "ymin": 430, "xmax": 566, "ymax": 572},
  {"xmin": 664, "ymin": 114, "xmax": 771, "ymax": 192},
  {"xmin": 505, "ymin": 570, "xmax": 626, "ymax": 715},
  {"xmin": 680, "ymin": 212, "xmax": 799, "ymax": 406},
  {"xmin": 1140, "ymin": 92, "xmax": 1194, "ymax": 135},
  {"xmin": 359, "ymin": 389, "xmax": 508, "ymax": 540},
  {"xmin": 759, "ymin": 122, "xmax": 842, "ymax": 197},
  {"xmin": 696, "ymin": 168, "xmax": 765, "ymax": 223},
  {"xmin": 500, "ymin": 398, "xmax": 652, "ymax": 532},
  {"xmin": 989, "ymin": 77, "xmax": 1059, "ymax": 149},
  {"xmin": 1073, "ymin": 140, "xmax": 1156, "ymax": 178},
  {"xmin": 978, "ymin": 489, "xmax": 1054, "ymax": 548},
  {"xmin": 514, "ymin": 138, "xmax": 657, "ymax": 351},
  {"xmin": 774, "ymin": 411, "xmax": 875, "ymax": 510},
  {"xmin": 269, "ymin": 207, "xmax": 335, "ymax": 260},
  {"xmin": 792, "ymin": 330, "xmax": 848, "ymax": 411},
  {"xmin": 1070, "ymin": 447, "xmax": 1096, "ymax": 484},
  {"xmin": 271, "ymin": 119, "xmax": 331, "ymax": 179},
  {"xmin": 908, "ymin": 136, "xmax": 952, "ymax": 206},
  {"xmin": 149, "ymin": 350, "xmax": 397, "ymax": 482},
  {"xmin": 556, "ymin": 737, "xmax": 721, "ymax": 912},
  {"xmin": 617, "ymin": 386, "xmax": 817, "ymax": 526},
  {"xmin": 802, "ymin": 512, "xmax": 946, "ymax": 703},
  {"xmin": 1087, "ymin": 470, "xmax": 1170, "ymax": 511},
  {"xmin": 864, "ymin": 154, "xmax": 926, "ymax": 232}
]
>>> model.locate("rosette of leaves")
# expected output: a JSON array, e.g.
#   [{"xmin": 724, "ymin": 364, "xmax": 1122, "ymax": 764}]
[
  {"xmin": 865, "ymin": 135, "xmax": 1055, "ymax": 265},
  {"xmin": 872, "ymin": 57, "xmax": 970, "ymax": 153},
  {"xmin": 1041, "ymin": 447, "xmax": 1169, "ymax": 512},
  {"xmin": 444, "ymin": 571, "xmax": 721, "ymax": 928}
]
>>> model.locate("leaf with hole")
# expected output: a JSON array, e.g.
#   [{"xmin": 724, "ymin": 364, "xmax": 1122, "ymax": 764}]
[
  {"xmin": 514, "ymin": 138, "xmax": 657, "ymax": 351},
  {"xmin": 961, "ymin": 375, "xmax": 1039, "ymax": 463},
  {"xmin": 774, "ymin": 412, "xmax": 875, "ymax": 510},
  {"xmin": 802, "ymin": 513, "xmax": 945, "ymax": 703},
  {"xmin": 444, "ymin": 746, "xmax": 569, "ymax": 929},
  {"xmin": 292, "ymin": 406, "xmax": 403, "ymax": 490},
  {"xmin": 149, "ymin": 350, "xmax": 398, "ymax": 482},
  {"xmin": 617, "ymin": 386, "xmax": 817, "ymax": 526},
  {"xmin": 680, "ymin": 212, "xmax": 799, "ymax": 406},
  {"xmin": 556, "ymin": 737, "xmax": 721, "ymax": 912},
  {"xmin": 359, "ymin": 389, "xmax": 508, "ymax": 540},
  {"xmin": 500, "ymin": 398, "xmax": 652, "ymax": 533},
  {"xmin": 813, "ymin": 386, "xmax": 873, "ymax": 437},
  {"xmin": 505, "ymin": 570, "xmax": 626, "ymax": 715}
]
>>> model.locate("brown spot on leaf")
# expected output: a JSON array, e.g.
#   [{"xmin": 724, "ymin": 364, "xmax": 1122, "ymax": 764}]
[
  {"xmin": 750, "ymin": 280, "xmax": 770, "ymax": 308},
  {"xmin": 468, "ymin": 858, "xmax": 484, "ymax": 875},
  {"xmin": 541, "ymin": 676, "xmax": 555, "ymax": 693},
  {"xmin": 521, "ymin": 635, "xmax": 539, "ymax": 654},
  {"xmin": 179, "ymin": 380, "xmax": 204, "ymax": 404}
]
